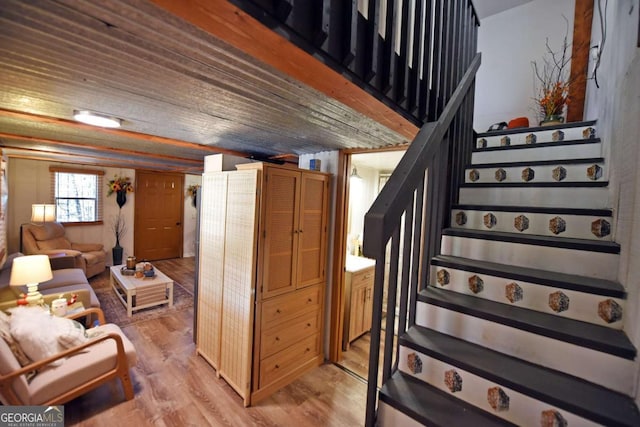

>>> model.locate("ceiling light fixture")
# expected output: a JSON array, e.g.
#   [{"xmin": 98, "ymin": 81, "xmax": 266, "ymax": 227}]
[
  {"xmin": 73, "ymin": 110, "xmax": 122, "ymax": 128},
  {"xmin": 350, "ymin": 166, "xmax": 362, "ymax": 180}
]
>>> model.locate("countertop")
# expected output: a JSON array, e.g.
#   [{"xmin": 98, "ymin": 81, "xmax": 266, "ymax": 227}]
[{"xmin": 345, "ymin": 255, "xmax": 376, "ymax": 273}]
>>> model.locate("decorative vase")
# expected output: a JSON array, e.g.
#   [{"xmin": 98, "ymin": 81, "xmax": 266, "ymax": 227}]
[
  {"xmin": 540, "ymin": 115, "xmax": 564, "ymax": 127},
  {"xmin": 116, "ymin": 190, "xmax": 127, "ymax": 208},
  {"xmin": 112, "ymin": 244, "xmax": 123, "ymax": 266}
]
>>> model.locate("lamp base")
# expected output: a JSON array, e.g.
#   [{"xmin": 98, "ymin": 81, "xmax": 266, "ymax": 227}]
[{"xmin": 25, "ymin": 283, "xmax": 44, "ymax": 306}]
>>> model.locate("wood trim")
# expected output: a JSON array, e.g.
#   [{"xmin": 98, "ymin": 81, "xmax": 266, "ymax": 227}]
[
  {"xmin": 148, "ymin": 0, "xmax": 419, "ymax": 142},
  {"xmin": 0, "ymin": 109, "xmax": 248, "ymax": 157},
  {"xmin": 3, "ymin": 133, "xmax": 203, "ymax": 166},
  {"xmin": 328, "ymin": 151, "xmax": 349, "ymax": 363},
  {"xmin": 49, "ymin": 166, "xmax": 105, "ymax": 175},
  {"xmin": 567, "ymin": 0, "xmax": 594, "ymax": 123}
]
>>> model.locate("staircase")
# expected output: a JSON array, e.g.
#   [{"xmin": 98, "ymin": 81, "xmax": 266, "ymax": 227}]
[{"xmin": 374, "ymin": 121, "xmax": 640, "ymax": 426}]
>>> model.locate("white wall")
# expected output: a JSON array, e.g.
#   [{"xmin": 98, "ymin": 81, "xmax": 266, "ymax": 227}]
[
  {"xmin": 474, "ymin": 0, "xmax": 575, "ymax": 132},
  {"xmin": 183, "ymin": 173, "xmax": 202, "ymax": 257},
  {"xmin": 347, "ymin": 164, "xmax": 379, "ymax": 254},
  {"xmin": 583, "ymin": 0, "xmax": 640, "ymax": 403},
  {"xmin": 299, "ymin": 151, "xmax": 339, "ymax": 358}
]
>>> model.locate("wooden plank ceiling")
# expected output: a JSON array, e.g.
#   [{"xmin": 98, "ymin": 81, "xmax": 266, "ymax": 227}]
[{"xmin": 0, "ymin": 0, "xmax": 417, "ymax": 172}]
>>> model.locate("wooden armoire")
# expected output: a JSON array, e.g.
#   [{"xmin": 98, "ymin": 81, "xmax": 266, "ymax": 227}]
[{"xmin": 196, "ymin": 162, "xmax": 330, "ymax": 406}]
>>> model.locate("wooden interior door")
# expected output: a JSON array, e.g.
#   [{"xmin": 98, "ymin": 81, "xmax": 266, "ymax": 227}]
[
  {"xmin": 297, "ymin": 173, "xmax": 329, "ymax": 288},
  {"xmin": 134, "ymin": 171, "xmax": 184, "ymax": 261},
  {"xmin": 261, "ymin": 167, "xmax": 300, "ymax": 299}
]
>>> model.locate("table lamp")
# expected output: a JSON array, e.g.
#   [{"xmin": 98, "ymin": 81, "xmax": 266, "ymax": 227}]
[
  {"xmin": 9, "ymin": 255, "xmax": 53, "ymax": 306},
  {"xmin": 31, "ymin": 204, "xmax": 56, "ymax": 223}
]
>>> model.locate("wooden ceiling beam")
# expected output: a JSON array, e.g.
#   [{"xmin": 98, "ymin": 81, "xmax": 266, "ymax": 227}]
[
  {"xmin": 0, "ymin": 108, "xmax": 249, "ymax": 157},
  {"xmin": 0, "ymin": 132, "xmax": 204, "ymax": 166},
  {"xmin": 149, "ymin": 0, "xmax": 419, "ymax": 142},
  {"xmin": 4, "ymin": 146, "xmax": 203, "ymax": 173}
]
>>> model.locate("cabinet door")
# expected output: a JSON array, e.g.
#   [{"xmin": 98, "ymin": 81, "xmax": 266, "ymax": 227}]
[
  {"xmin": 297, "ymin": 173, "xmax": 329, "ymax": 288},
  {"xmin": 349, "ymin": 283, "xmax": 368, "ymax": 341},
  {"xmin": 262, "ymin": 168, "xmax": 300, "ymax": 298}
]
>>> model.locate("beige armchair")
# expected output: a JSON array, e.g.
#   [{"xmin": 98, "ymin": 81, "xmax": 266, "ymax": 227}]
[
  {"xmin": 0, "ymin": 307, "xmax": 136, "ymax": 405},
  {"xmin": 21, "ymin": 222, "xmax": 107, "ymax": 279}
]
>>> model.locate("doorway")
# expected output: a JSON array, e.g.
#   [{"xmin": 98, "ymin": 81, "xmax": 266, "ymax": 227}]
[
  {"xmin": 332, "ymin": 150, "xmax": 405, "ymax": 381},
  {"xmin": 134, "ymin": 171, "xmax": 184, "ymax": 261}
]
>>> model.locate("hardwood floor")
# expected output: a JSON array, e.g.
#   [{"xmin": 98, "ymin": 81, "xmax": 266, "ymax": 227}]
[
  {"xmin": 65, "ymin": 258, "xmax": 366, "ymax": 426},
  {"xmin": 339, "ymin": 316, "xmax": 397, "ymax": 387}
]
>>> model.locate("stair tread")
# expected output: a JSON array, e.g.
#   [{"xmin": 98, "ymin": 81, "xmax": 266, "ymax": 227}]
[
  {"xmin": 473, "ymin": 138, "xmax": 601, "ymax": 153},
  {"xmin": 401, "ymin": 325, "xmax": 640, "ymax": 427},
  {"xmin": 476, "ymin": 120, "xmax": 596, "ymax": 138},
  {"xmin": 453, "ymin": 204, "xmax": 612, "ymax": 216},
  {"xmin": 466, "ymin": 157, "xmax": 604, "ymax": 168},
  {"xmin": 432, "ymin": 255, "xmax": 625, "ymax": 298},
  {"xmin": 460, "ymin": 181, "xmax": 608, "ymax": 188},
  {"xmin": 443, "ymin": 228, "xmax": 620, "ymax": 254},
  {"xmin": 380, "ymin": 370, "xmax": 516, "ymax": 426},
  {"xmin": 419, "ymin": 287, "xmax": 636, "ymax": 359}
]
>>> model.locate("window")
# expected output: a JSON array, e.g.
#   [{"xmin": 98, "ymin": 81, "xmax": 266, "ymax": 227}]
[{"xmin": 50, "ymin": 167, "xmax": 104, "ymax": 224}]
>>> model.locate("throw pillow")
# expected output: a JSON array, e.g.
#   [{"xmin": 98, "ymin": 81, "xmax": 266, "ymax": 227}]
[
  {"xmin": 0, "ymin": 310, "xmax": 31, "ymax": 367},
  {"xmin": 9, "ymin": 306, "xmax": 64, "ymax": 366},
  {"xmin": 51, "ymin": 316, "xmax": 87, "ymax": 348}
]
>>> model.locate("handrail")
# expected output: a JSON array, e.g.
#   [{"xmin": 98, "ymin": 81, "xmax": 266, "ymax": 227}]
[
  {"xmin": 363, "ymin": 53, "xmax": 481, "ymax": 254},
  {"xmin": 362, "ymin": 51, "xmax": 481, "ymax": 427}
]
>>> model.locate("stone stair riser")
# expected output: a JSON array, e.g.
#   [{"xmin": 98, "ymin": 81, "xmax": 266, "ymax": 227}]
[
  {"xmin": 464, "ymin": 163, "xmax": 606, "ymax": 184},
  {"xmin": 415, "ymin": 303, "xmax": 635, "ymax": 395},
  {"xmin": 441, "ymin": 235, "xmax": 619, "ymax": 280},
  {"xmin": 471, "ymin": 142, "xmax": 602, "ymax": 165},
  {"xmin": 397, "ymin": 345, "xmax": 599, "ymax": 427},
  {"xmin": 476, "ymin": 125, "xmax": 596, "ymax": 149},
  {"xmin": 459, "ymin": 187, "xmax": 612, "ymax": 209},
  {"xmin": 429, "ymin": 266, "xmax": 625, "ymax": 328},
  {"xmin": 451, "ymin": 210, "xmax": 614, "ymax": 241}
]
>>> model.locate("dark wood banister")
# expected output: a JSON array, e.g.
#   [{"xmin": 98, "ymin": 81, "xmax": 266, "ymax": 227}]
[
  {"xmin": 362, "ymin": 51, "xmax": 481, "ymax": 427},
  {"xmin": 363, "ymin": 52, "xmax": 481, "ymax": 250}
]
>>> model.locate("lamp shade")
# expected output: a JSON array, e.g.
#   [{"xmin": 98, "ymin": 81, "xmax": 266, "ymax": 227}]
[
  {"xmin": 31, "ymin": 204, "xmax": 56, "ymax": 223},
  {"xmin": 9, "ymin": 255, "xmax": 53, "ymax": 286}
]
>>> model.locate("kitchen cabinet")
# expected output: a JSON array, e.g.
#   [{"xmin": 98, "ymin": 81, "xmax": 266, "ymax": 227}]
[
  {"xmin": 196, "ymin": 162, "xmax": 330, "ymax": 406},
  {"xmin": 342, "ymin": 256, "xmax": 376, "ymax": 350}
]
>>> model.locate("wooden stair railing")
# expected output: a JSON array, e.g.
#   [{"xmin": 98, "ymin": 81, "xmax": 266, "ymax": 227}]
[{"xmin": 229, "ymin": 0, "xmax": 480, "ymax": 126}]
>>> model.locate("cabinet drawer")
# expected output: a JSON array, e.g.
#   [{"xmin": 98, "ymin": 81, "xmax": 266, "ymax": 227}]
[
  {"xmin": 259, "ymin": 333, "xmax": 320, "ymax": 388},
  {"xmin": 261, "ymin": 309, "xmax": 321, "ymax": 359},
  {"xmin": 351, "ymin": 268, "xmax": 374, "ymax": 288},
  {"xmin": 262, "ymin": 285, "xmax": 322, "ymax": 329}
]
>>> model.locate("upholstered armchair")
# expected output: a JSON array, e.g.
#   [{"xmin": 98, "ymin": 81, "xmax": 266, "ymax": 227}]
[
  {"xmin": 0, "ymin": 307, "xmax": 136, "ymax": 405},
  {"xmin": 21, "ymin": 222, "xmax": 107, "ymax": 279}
]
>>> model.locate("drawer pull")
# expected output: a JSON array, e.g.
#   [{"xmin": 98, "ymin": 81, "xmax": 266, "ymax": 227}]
[
  {"xmin": 276, "ymin": 309, "xmax": 281, "ymax": 314},
  {"xmin": 275, "ymin": 336, "xmax": 280, "ymax": 341},
  {"xmin": 306, "ymin": 323, "xmax": 311, "ymax": 327},
  {"xmin": 305, "ymin": 347, "xmax": 310, "ymax": 352},
  {"xmin": 307, "ymin": 298, "xmax": 312, "ymax": 303},
  {"xmin": 275, "ymin": 364, "xmax": 279, "ymax": 369}
]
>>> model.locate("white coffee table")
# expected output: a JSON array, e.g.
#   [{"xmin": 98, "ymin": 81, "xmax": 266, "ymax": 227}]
[{"xmin": 110, "ymin": 265, "xmax": 174, "ymax": 317}]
